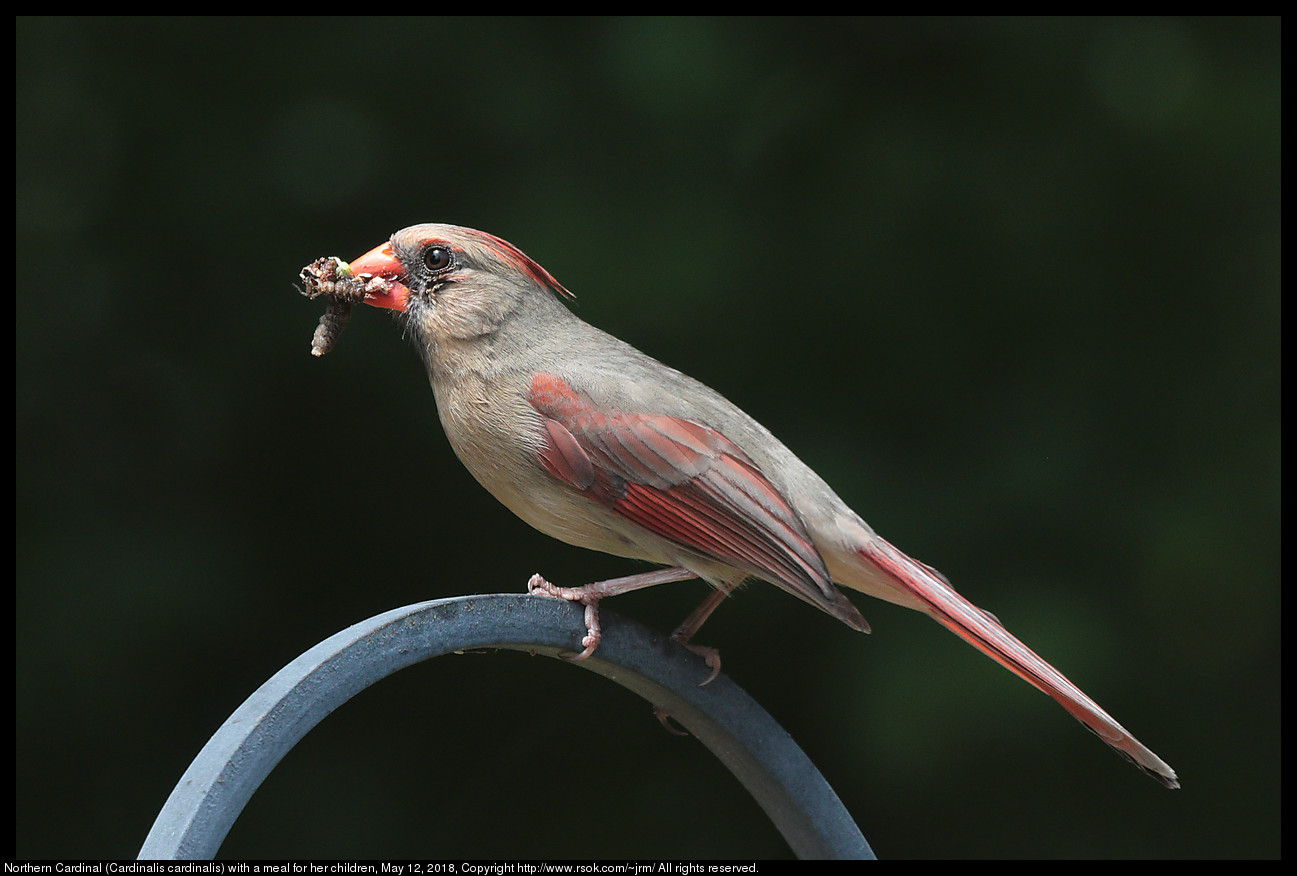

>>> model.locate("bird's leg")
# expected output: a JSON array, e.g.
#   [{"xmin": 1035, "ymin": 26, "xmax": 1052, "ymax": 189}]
[
  {"xmin": 649, "ymin": 587, "xmax": 734, "ymax": 732},
  {"xmin": 526, "ymin": 566, "xmax": 699, "ymax": 661},
  {"xmin": 670, "ymin": 588, "xmax": 731, "ymax": 685}
]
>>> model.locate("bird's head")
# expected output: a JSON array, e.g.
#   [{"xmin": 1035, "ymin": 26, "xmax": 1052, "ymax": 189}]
[{"xmin": 347, "ymin": 224, "xmax": 573, "ymax": 345}]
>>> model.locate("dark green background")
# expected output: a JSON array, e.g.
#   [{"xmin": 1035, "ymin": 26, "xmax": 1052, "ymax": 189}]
[{"xmin": 16, "ymin": 17, "xmax": 1278, "ymax": 859}]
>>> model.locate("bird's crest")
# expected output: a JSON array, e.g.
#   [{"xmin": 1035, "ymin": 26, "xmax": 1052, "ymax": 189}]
[{"xmin": 474, "ymin": 229, "xmax": 575, "ymax": 301}]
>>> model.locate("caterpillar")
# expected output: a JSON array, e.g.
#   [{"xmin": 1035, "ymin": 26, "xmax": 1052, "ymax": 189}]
[{"xmin": 298, "ymin": 256, "xmax": 389, "ymax": 357}]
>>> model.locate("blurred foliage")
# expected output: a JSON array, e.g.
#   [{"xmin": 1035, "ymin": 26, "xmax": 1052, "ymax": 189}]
[{"xmin": 17, "ymin": 16, "xmax": 1278, "ymax": 859}]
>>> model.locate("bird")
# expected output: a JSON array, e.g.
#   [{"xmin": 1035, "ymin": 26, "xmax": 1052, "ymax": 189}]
[{"xmin": 317, "ymin": 222, "xmax": 1179, "ymax": 789}]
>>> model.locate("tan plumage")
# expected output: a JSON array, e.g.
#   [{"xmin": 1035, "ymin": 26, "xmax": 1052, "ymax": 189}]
[{"xmin": 330, "ymin": 222, "xmax": 1178, "ymax": 789}]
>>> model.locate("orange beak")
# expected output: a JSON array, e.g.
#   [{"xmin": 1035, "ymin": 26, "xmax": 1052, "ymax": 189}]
[{"xmin": 348, "ymin": 241, "xmax": 410, "ymax": 312}]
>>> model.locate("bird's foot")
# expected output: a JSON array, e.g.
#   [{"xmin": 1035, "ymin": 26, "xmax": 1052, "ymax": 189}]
[
  {"xmin": 527, "ymin": 573, "xmax": 603, "ymax": 660},
  {"xmin": 526, "ymin": 567, "xmax": 701, "ymax": 662},
  {"xmin": 671, "ymin": 635, "xmax": 723, "ymax": 686},
  {"xmin": 671, "ymin": 589, "xmax": 729, "ymax": 685}
]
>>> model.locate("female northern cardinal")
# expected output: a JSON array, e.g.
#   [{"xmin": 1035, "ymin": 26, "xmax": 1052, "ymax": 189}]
[{"xmin": 321, "ymin": 223, "xmax": 1178, "ymax": 789}]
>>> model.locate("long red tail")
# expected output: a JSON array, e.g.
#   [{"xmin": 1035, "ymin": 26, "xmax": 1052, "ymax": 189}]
[{"xmin": 860, "ymin": 537, "xmax": 1179, "ymax": 788}]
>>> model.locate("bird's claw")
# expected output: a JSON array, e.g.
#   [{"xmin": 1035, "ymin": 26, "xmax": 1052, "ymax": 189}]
[
  {"xmin": 526, "ymin": 573, "xmax": 603, "ymax": 661},
  {"xmin": 673, "ymin": 637, "xmax": 723, "ymax": 686},
  {"xmin": 653, "ymin": 707, "xmax": 690, "ymax": 736}
]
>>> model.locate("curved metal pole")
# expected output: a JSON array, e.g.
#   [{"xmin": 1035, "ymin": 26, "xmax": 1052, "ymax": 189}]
[{"xmin": 139, "ymin": 593, "xmax": 873, "ymax": 860}]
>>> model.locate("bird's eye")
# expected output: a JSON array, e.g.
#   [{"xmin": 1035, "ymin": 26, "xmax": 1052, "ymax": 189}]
[{"xmin": 423, "ymin": 246, "xmax": 452, "ymax": 272}]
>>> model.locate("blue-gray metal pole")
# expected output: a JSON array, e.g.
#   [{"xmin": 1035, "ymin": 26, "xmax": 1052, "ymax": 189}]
[{"xmin": 139, "ymin": 593, "xmax": 873, "ymax": 860}]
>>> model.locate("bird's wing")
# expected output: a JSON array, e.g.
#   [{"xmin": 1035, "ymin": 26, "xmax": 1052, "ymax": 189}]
[{"xmin": 527, "ymin": 372, "xmax": 868, "ymax": 630}]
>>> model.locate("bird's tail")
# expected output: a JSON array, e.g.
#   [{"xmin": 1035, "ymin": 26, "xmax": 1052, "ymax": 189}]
[{"xmin": 855, "ymin": 536, "xmax": 1179, "ymax": 788}]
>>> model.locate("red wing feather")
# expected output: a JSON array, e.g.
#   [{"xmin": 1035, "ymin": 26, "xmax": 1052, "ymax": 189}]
[{"xmin": 527, "ymin": 373, "xmax": 864, "ymax": 628}]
